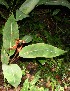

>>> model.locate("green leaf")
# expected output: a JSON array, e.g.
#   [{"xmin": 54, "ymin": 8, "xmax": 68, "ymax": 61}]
[
  {"xmin": 52, "ymin": 9, "xmax": 60, "ymax": 16},
  {"xmin": 0, "ymin": 0, "xmax": 9, "ymax": 8},
  {"xmin": 2, "ymin": 64, "xmax": 22, "ymax": 87},
  {"xmin": 19, "ymin": 43, "xmax": 66, "ymax": 58},
  {"xmin": 30, "ymin": 71, "xmax": 40, "ymax": 86},
  {"xmin": 3, "ymin": 14, "xmax": 19, "ymax": 56},
  {"xmin": 37, "ymin": 0, "xmax": 70, "ymax": 9},
  {"xmin": 21, "ymin": 79, "xmax": 29, "ymax": 91},
  {"xmin": 44, "ymin": 88, "xmax": 49, "ymax": 91},
  {"xmin": 16, "ymin": 9, "xmax": 29, "ymax": 21},
  {"xmin": 38, "ymin": 59, "xmax": 47, "ymax": 65},
  {"xmin": 19, "ymin": 0, "xmax": 39, "ymax": 15},
  {"xmin": 21, "ymin": 71, "xmax": 40, "ymax": 91},
  {"xmin": 1, "ymin": 47, "xmax": 9, "ymax": 64},
  {"xmin": 22, "ymin": 35, "xmax": 32, "ymax": 43},
  {"xmin": 30, "ymin": 86, "xmax": 45, "ymax": 91}
]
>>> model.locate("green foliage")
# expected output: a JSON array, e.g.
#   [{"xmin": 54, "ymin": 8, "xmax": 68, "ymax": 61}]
[
  {"xmin": 16, "ymin": 0, "xmax": 39, "ymax": 21},
  {"xmin": 1, "ymin": 48, "xmax": 9, "ymax": 64},
  {"xmin": 21, "ymin": 71, "xmax": 48, "ymax": 91},
  {"xmin": 21, "ymin": 79, "xmax": 29, "ymax": 91},
  {"xmin": 52, "ymin": 9, "xmax": 60, "ymax": 16},
  {"xmin": 2, "ymin": 64, "xmax": 22, "ymax": 87},
  {"xmin": 16, "ymin": 0, "xmax": 70, "ymax": 21},
  {"xmin": 16, "ymin": 9, "xmax": 29, "ymax": 21},
  {"xmin": 55, "ymin": 85, "xmax": 64, "ymax": 91},
  {"xmin": 19, "ymin": 43, "xmax": 66, "ymax": 58},
  {"xmin": 38, "ymin": 59, "xmax": 47, "ymax": 65},
  {"xmin": 3, "ymin": 14, "xmax": 19, "ymax": 56},
  {"xmin": 0, "ymin": 0, "xmax": 70, "ymax": 21},
  {"xmin": 30, "ymin": 71, "xmax": 40, "ymax": 85},
  {"xmin": 19, "ymin": 0, "xmax": 39, "ymax": 15},
  {"xmin": 22, "ymin": 35, "xmax": 32, "ymax": 43},
  {"xmin": 0, "ymin": 0, "xmax": 9, "ymax": 8},
  {"xmin": 38, "ymin": 0, "xmax": 70, "ymax": 9}
]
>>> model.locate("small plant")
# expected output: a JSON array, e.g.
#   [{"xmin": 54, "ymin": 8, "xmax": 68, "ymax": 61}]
[
  {"xmin": 0, "ymin": 0, "xmax": 69, "ymax": 90},
  {"xmin": 21, "ymin": 71, "xmax": 49, "ymax": 91},
  {"xmin": 1, "ymin": 14, "xmax": 66, "ymax": 88}
]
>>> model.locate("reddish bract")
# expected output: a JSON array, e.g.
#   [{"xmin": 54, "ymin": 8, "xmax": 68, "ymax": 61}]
[{"xmin": 9, "ymin": 39, "xmax": 26, "ymax": 52}]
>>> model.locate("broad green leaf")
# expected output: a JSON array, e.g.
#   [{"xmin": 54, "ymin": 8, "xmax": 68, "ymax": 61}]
[
  {"xmin": 1, "ymin": 47, "xmax": 9, "ymax": 64},
  {"xmin": 0, "ymin": 0, "xmax": 9, "ymax": 8},
  {"xmin": 2, "ymin": 64, "xmax": 22, "ymax": 87},
  {"xmin": 16, "ymin": 9, "xmax": 29, "ymax": 21},
  {"xmin": 3, "ymin": 14, "xmax": 19, "ymax": 56},
  {"xmin": 22, "ymin": 35, "xmax": 32, "ymax": 43},
  {"xmin": 37, "ymin": 0, "xmax": 70, "ymax": 9},
  {"xmin": 19, "ymin": 43, "xmax": 66, "ymax": 58},
  {"xmin": 19, "ymin": 0, "xmax": 39, "ymax": 15}
]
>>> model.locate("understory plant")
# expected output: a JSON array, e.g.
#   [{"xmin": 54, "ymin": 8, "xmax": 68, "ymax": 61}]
[{"xmin": 0, "ymin": 0, "xmax": 69, "ymax": 90}]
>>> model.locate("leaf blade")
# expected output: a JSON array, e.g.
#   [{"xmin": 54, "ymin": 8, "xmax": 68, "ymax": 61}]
[
  {"xmin": 19, "ymin": 0, "xmax": 39, "ymax": 15},
  {"xmin": 2, "ymin": 64, "xmax": 22, "ymax": 87},
  {"xmin": 37, "ymin": 0, "xmax": 70, "ymax": 9},
  {"xmin": 16, "ymin": 9, "xmax": 29, "ymax": 21},
  {"xmin": 19, "ymin": 43, "xmax": 66, "ymax": 58},
  {"xmin": 3, "ymin": 14, "xmax": 19, "ymax": 55},
  {"xmin": 1, "ymin": 47, "xmax": 9, "ymax": 64},
  {"xmin": 22, "ymin": 35, "xmax": 32, "ymax": 43}
]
